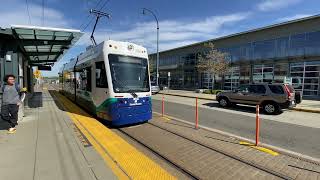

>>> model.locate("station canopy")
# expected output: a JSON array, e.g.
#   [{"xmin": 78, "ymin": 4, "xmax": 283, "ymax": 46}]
[{"xmin": 11, "ymin": 25, "xmax": 83, "ymax": 66}]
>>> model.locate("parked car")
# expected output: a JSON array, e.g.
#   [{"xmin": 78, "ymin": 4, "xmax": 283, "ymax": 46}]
[
  {"xmin": 216, "ymin": 83, "xmax": 296, "ymax": 114},
  {"xmin": 151, "ymin": 82, "xmax": 160, "ymax": 94}
]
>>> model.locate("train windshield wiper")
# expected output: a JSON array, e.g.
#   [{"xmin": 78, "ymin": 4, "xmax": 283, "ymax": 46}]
[{"xmin": 112, "ymin": 79, "xmax": 138, "ymax": 98}]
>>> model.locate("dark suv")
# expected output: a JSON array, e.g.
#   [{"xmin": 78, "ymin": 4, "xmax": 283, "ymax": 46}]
[{"xmin": 216, "ymin": 83, "xmax": 296, "ymax": 114}]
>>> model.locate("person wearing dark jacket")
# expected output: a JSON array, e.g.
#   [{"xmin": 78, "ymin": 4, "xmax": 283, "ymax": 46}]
[{"xmin": 1, "ymin": 74, "xmax": 21, "ymax": 133}]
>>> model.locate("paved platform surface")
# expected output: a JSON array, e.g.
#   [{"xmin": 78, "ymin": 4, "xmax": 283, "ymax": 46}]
[
  {"xmin": 122, "ymin": 115, "xmax": 320, "ymax": 180},
  {"xmin": 0, "ymin": 91, "xmax": 117, "ymax": 180},
  {"xmin": 159, "ymin": 90, "xmax": 320, "ymax": 113}
]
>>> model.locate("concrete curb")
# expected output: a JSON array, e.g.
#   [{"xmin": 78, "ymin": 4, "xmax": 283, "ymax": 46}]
[
  {"xmin": 292, "ymin": 107, "xmax": 320, "ymax": 113},
  {"xmin": 153, "ymin": 111, "xmax": 320, "ymax": 165},
  {"xmin": 159, "ymin": 92, "xmax": 320, "ymax": 114}
]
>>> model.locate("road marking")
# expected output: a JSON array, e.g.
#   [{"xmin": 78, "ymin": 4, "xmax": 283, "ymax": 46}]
[
  {"xmin": 162, "ymin": 116, "xmax": 171, "ymax": 121},
  {"xmin": 239, "ymin": 141, "xmax": 279, "ymax": 156},
  {"xmin": 55, "ymin": 92, "xmax": 176, "ymax": 180}
]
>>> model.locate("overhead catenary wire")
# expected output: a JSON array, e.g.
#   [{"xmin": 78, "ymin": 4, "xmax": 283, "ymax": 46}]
[
  {"xmin": 79, "ymin": 0, "xmax": 104, "ymax": 29},
  {"xmin": 81, "ymin": 0, "xmax": 111, "ymax": 32},
  {"xmin": 25, "ymin": 0, "xmax": 32, "ymax": 24},
  {"xmin": 72, "ymin": 0, "xmax": 111, "ymax": 47}
]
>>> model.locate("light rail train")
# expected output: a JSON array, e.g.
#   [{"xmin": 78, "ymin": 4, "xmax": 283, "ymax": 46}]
[{"xmin": 59, "ymin": 40, "xmax": 152, "ymax": 126}]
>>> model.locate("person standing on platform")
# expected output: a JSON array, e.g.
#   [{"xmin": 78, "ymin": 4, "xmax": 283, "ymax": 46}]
[{"xmin": 1, "ymin": 74, "xmax": 22, "ymax": 133}]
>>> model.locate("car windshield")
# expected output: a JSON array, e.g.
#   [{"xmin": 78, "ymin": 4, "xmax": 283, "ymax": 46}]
[{"xmin": 109, "ymin": 54, "xmax": 150, "ymax": 93}]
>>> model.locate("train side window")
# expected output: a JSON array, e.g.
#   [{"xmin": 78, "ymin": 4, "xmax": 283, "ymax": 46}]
[
  {"xmin": 96, "ymin": 61, "xmax": 108, "ymax": 88},
  {"xmin": 86, "ymin": 67, "xmax": 92, "ymax": 91},
  {"xmin": 80, "ymin": 67, "xmax": 92, "ymax": 92}
]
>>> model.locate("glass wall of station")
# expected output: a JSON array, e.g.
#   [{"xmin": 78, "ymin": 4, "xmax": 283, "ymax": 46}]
[
  {"xmin": 224, "ymin": 66, "xmax": 240, "ymax": 90},
  {"xmin": 154, "ymin": 30, "xmax": 320, "ymax": 97},
  {"xmin": 290, "ymin": 61, "xmax": 320, "ymax": 96},
  {"xmin": 221, "ymin": 30, "xmax": 320, "ymax": 62},
  {"xmin": 221, "ymin": 61, "xmax": 320, "ymax": 97}
]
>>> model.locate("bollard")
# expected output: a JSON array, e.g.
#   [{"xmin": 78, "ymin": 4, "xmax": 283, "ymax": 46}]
[
  {"xmin": 162, "ymin": 94, "xmax": 164, "ymax": 117},
  {"xmin": 195, "ymin": 97, "xmax": 199, "ymax": 129},
  {"xmin": 255, "ymin": 104, "xmax": 260, "ymax": 146}
]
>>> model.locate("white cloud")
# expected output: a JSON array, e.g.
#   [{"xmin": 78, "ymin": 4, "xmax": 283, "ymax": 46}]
[
  {"xmin": 77, "ymin": 12, "xmax": 250, "ymax": 53},
  {"xmin": 277, "ymin": 14, "xmax": 313, "ymax": 22},
  {"xmin": 0, "ymin": 0, "xmax": 70, "ymax": 28},
  {"xmin": 257, "ymin": 0, "xmax": 302, "ymax": 11}
]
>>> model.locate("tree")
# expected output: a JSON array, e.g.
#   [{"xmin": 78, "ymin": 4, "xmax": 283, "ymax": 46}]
[{"xmin": 197, "ymin": 42, "xmax": 230, "ymax": 89}]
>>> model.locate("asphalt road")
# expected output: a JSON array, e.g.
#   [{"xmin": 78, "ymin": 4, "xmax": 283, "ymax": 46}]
[{"xmin": 152, "ymin": 97, "xmax": 320, "ymax": 159}]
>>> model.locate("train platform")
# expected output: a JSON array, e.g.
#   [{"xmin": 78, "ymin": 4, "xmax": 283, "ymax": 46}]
[
  {"xmin": 0, "ymin": 90, "xmax": 117, "ymax": 180},
  {"xmin": 1, "ymin": 87, "xmax": 320, "ymax": 180}
]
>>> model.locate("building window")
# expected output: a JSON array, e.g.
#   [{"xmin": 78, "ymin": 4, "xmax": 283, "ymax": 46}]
[
  {"xmin": 239, "ymin": 65, "xmax": 251, "ymax": 84},
  {"xmin": 239, "ymin": 43, "xmax": 253, "ymax": 61},
  {"xmin": 274, "ymin": 63, "xmax": 289, "ymax": 83},
  {"xmin": 224, "ymin": 66, "xmax": 240, "ymax": 90},
  {"xmin": 253, "ymin": 40, "xmax": 275, "ymax": 60},
  {"xmin": 253, "ymin": 64, "xmax": 274, "ymax": 83},
  {"xmin": 226, "ymin": 47, "xmax": 240, "ymax": 62},
  {"xmin": 289, "ymin": 33, "xmax": 306, "ymax": 57},
  {"xmin": 305, "ymin": 31, "xmax": 320, "ymax": 56},
  {"xmin": 290, "ymin": 61, "xmax": 320, "ymax": 97},
  {"xmin": 96, "ymin": 61, "xmax": 108, "ymax": 88},
  {"xmin": 275, "ymin": 37, "xmax": 289, "ymax": 58}
]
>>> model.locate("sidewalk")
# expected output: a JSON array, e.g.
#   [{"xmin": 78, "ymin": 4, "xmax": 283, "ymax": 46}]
[
  {"xmin": 0, "ymin": 91, "xmax": 116, "ymax": 180},
  {"xmin": 159, "ymin": 90, "xmax": 320, "ymax": 113}
]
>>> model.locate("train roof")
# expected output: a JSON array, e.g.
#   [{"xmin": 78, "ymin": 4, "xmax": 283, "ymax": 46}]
[{"xmin": 61, "ymin": 40, "xmax": 147, "ymax": 72}]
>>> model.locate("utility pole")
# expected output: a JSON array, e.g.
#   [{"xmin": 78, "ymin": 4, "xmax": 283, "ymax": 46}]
[{"xmin": 142, "ymin": 8, "xmax": 159, "ymax": 86}]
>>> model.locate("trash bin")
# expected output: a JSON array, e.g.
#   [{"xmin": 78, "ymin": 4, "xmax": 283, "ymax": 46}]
[{"xmin": 295, "ymin": 91, "xmax": 302, "ymax": 104}]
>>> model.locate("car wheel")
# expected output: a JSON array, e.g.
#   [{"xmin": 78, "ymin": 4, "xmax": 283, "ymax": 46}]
[
  {"xmin": 218, "ymin": 97, "xmax": 229, "ymax": 107},
  {"xmin": 263, "ymin": 102, "xmax": 279, "ymax": 115}
]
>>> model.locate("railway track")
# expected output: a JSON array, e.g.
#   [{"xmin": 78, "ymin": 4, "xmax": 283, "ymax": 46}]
[
  {"xmin": 118, "ymin": 122, "xmax": 293, "ymax": 180},
  {"xmin": 117, "ymin": 126, "xmax": 200, "ymax": 180}
]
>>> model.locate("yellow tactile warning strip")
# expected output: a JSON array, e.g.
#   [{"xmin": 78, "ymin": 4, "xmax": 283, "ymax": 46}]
[
  {"xmin": 239, "ymin": 141, "xmax": 279, "ymax": 156},
  {"xmin": 54, "ymin": 92, "xmax": 176, "ymax": 180}
]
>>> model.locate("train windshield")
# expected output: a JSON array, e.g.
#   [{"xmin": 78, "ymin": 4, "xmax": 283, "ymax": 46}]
[{"xmin": 109, "ymin": 54, "xmax": 150, "ymax": 93}]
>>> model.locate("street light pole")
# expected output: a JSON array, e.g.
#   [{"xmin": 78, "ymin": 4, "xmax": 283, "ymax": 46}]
[{"xmin": 142, "ymin": 8, "xmax": 159, "ymax": 86}]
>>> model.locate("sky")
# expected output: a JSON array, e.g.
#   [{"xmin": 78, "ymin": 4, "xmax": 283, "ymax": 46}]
[{"xmin": 0, "ymin": 0, "xmax": 319, "ymax": 77}]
